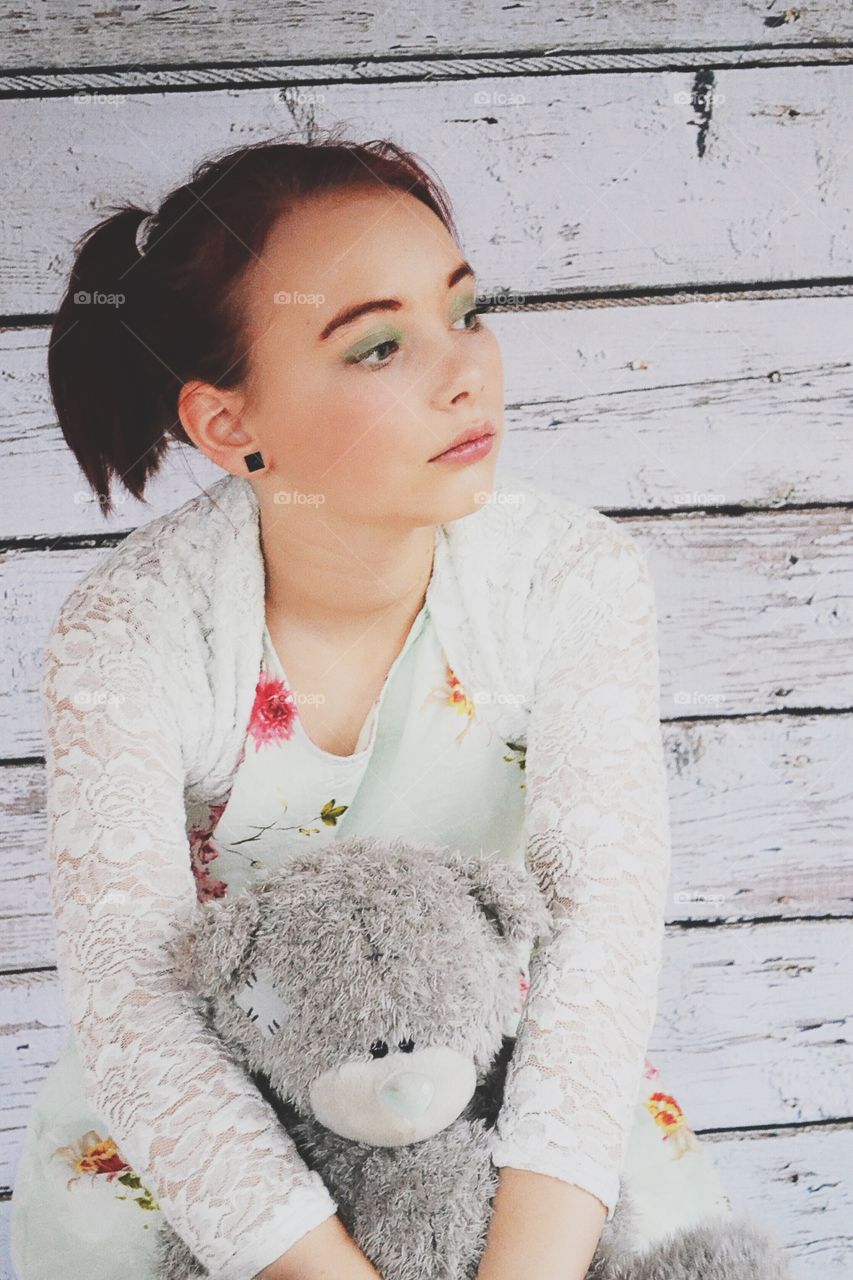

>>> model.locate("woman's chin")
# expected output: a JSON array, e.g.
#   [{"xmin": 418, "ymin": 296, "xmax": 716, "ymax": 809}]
[{"xmin": 438, "ymin": 469, "xmax": 500, "ymax": 520}]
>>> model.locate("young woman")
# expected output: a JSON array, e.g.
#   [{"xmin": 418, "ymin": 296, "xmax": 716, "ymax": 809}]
[{"xmin": 11, "ymin": 131, "xmax": 732, "ymax": 1280}]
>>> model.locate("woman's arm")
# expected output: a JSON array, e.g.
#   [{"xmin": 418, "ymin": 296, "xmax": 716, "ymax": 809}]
[
  {"xmin": 257, "ymin": 1215, "xmax": 383, "ymax": 1280},
  {"xmin": 476, "ymin": 1168, "xmax": 606, "ymax": 1280},
  {"xmin": 485, "ymin": 515, "xmax": 671, "ymax": 1258},
  {"xmin": 42, "ymin": 582, "xmax": 340, "ymax": 1280}
]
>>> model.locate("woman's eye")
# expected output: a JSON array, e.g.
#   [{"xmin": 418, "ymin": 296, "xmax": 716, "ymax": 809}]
[
  {"xmin": 452, "ymin": 306, "xmax": 484, "ymax": 333},
  {"xmin": 351, "ymin": 308, "xmax": 484, "ymax": 370},
  {"xmin": 354, "ymin": 338, "xmax": 400, "ymax": 369}
]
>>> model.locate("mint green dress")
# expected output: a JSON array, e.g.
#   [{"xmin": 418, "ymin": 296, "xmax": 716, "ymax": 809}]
[{"xmin": 10, "ymin": 601, "xmax": 731, "ymax": 1277}]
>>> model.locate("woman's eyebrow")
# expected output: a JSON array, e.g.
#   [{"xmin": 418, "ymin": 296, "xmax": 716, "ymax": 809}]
[{"xmin": 318, "ymin": 260, "xmax": 475, "ymax": 342}]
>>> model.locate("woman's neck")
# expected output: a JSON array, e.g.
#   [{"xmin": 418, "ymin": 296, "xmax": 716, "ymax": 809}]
[{"xmin": 259, "ymin": 501, "xmax": 437, "ymax": 635}]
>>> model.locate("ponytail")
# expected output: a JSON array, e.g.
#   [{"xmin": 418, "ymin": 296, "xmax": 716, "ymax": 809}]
[{"xmin": 48, "ymin": 206, "xmax": 175, "ymax": 518}]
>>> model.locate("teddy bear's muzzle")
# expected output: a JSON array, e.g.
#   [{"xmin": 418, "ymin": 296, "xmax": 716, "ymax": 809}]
[
  {"xmin": 379, "ymin": 1069, "xmax": 435, "ymax": 1118},
  {"xmin": 308, "ymin": 1044, "xmax": 478, "ymax": 1146}
]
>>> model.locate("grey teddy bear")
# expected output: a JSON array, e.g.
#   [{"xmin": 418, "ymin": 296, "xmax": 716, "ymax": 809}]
[{"xmin": 154, "ymin": 835, "xmax": 792, "ymax": 1279}]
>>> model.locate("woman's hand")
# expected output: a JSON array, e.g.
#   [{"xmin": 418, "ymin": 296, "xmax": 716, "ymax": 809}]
[
  {"xmin": 256, "ymin": 1213, "xmax": 384, "ymax": 1280},
  {"xmin": 475, "ymin": 1166, "xmax": 608, "ymax": 1280}
]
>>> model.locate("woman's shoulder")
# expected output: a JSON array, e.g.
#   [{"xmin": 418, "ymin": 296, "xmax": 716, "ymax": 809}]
[
  {"xmin": 39, "ymin": 476, "xmax": 258, "ymax": 786},
  {"xmin": 51, "ymin": 473, "xmax": 254, "ymax": 632}
]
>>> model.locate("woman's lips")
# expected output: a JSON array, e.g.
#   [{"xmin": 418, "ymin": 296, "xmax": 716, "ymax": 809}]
[{"xmin": 429, "ymin": 426, "xmax": 496, "ymax": 464}]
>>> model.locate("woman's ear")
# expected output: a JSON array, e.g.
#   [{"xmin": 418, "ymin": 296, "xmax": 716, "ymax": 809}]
[{"xmin": 166, "ymin": 891, "xmax": 263, "ymax": 999}]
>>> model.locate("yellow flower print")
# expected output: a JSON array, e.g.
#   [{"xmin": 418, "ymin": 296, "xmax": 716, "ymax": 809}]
[
  {"xmin": 645, "ymin": 1091, "xmax": 702, "ymax": 1159},
  {"xmin": 423, "ymin": 662, "xmax": 477, "ymax": 744},
  {"xmin": 51, "ymin": 1131, "xmax": 160, "ymax": 1212}
]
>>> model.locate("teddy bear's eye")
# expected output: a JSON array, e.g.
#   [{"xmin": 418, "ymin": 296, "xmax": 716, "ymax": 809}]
[
  {"xmin": 233, "ymin": 966, "xmax": 290, "ymax": 1039},
  {"xmin": 370, "ymin": 1039, "xmax": 389, "ymax": 1058},
  {"xmin": 399, "ymin": 1037, "xmax": 415, "ymax": 1053}
]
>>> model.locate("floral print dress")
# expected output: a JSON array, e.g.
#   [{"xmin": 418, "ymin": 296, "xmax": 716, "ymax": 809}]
[{"xmin": 11, "ymin": 600, "xmax": 731, "ymax": 1278}]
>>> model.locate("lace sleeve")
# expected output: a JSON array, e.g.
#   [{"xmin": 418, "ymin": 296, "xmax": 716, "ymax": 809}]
[
  {"xmin": 489, "ymin": 515, "xmax": 672, "ymax": 1219},
  {"xmin": 42, "ymin": 586, "xmax": 338, "ymax": 1279}
]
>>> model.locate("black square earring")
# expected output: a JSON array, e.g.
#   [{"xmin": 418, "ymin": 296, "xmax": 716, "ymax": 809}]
[{"xmin": 244, "ymin": 451, "xmax": 265, "ymax": 473}]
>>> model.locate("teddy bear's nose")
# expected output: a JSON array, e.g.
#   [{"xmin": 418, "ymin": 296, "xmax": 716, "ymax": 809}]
[{"xmin": 378, "ymin": 1071, "xmax": 435, "ymax": 1119}]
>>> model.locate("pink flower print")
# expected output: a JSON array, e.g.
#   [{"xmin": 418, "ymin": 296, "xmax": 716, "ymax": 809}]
[
  {"xmin": 189, "ymin": 800, "xmax": 229, "ymax": 902},
  {"xmin": 512, "ymin": 967, "xmax": 531, "ymax": 1015},
  {"xmin": 249, "ymin": 670, "xmax": 299, "ymax": 749}
]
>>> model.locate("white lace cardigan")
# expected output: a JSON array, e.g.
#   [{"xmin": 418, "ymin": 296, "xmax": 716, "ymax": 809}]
[{"xmin": 41, "ymin": 464, "xmax": 671, "ymax": 1279}]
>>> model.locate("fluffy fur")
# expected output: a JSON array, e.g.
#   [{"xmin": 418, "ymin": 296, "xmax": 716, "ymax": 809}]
[{"xmin": 151, "ymin": 835, "xmax": 792, "ymax": 1279}]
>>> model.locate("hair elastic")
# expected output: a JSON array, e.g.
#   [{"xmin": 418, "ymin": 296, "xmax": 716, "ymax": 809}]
[{"xmin": 134, "ymin": 212, "xmax": 157, "ymax": 257}]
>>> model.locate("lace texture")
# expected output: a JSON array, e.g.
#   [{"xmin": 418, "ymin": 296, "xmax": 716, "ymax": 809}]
[
  {"xmin": 42, "ymin": 579, "xmax": 338, "ymax": 1280},
  {"xmin": 38, "ymin": 470, "xmax": 671, "ymax": 1273},
  {"xmin": 490, "ymin": 514, "xmax": 672, "ymax": 1218}
]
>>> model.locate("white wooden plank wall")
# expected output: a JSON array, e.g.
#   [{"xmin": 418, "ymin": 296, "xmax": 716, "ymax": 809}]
[{"xmin": 1, "ymin": 3, "xmax": 852, "ymax": 1277}]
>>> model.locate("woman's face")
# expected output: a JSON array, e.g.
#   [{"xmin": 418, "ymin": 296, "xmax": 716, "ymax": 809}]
[{"xmin": 238, "ymin": 184, "xmax": 505, "ymax": 529}]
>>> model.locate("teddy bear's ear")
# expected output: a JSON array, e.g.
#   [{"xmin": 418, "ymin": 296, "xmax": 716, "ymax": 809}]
[
  {"xmin": 450, "ymin": 852, "xmax": 555, "ymax": 947},
  {"xmin": 168, "ymin": 891, "xmax": 263, "ymax": 1000}
]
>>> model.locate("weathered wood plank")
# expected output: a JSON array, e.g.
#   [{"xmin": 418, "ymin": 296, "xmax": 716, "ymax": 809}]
[
  {"xmin": 640, "ymin": 508, "xmax": 853, "ymax": 714},
  {"xmin": 2, "ymin": 0, "xmax": 852, "ymax": 72},
  {"xmin": 0, "ymin": 1199, "xmax": 13, "ymax": 1279},
  {"xmin": 647, "ymin": 920, "xmax": 853, "ymax": 1130},
  {"xmin": 3, "ymin": 65, "xmax": 852, "ymax": 313},
  {"xmin": 4, "ymin": 712, "xmax": 852, "ymax": 971},
  {"xmin": 3, "ymin": 291, "xmax": 853, "ymax": 540},
  {"xmin": 700, "ymin": 1124, "xmax": 853, "ymax": 1278},
  {"xmin": 4, "ymin": 43, "xmax": 853, "ymax": 101},
  {"xmin": 663, "ymin": 713, "xmax": 853, "ymax": 922},
  {"xmin": 3, "ymin": 510, "xmax": 851, "ymax": 761}
]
